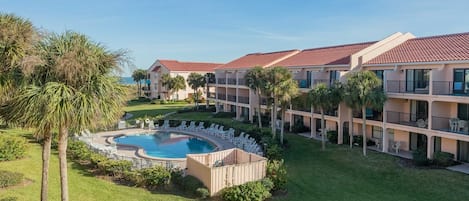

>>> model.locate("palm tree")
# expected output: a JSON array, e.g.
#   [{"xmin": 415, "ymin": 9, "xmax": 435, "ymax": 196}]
[
  {"xmin": 161, "ymin": 73, "xmax": 173, "ymax": 100},
  {"xmin": 27, "ymin": 31, "xmax": 127, "ymax": 201},
  {"xmin": 0, "ymin": 14, "xmax": 48, "ymax": 201},
  {"xmin": 344, "ymin": 71, "xmax": 387, "ymax": 156},
  {"xmin": 172, "ymin": 75, "xmax": 186, "ymax": 100},
  {"xmin": 265, "ymin": 66, "xmax": 294, "ymax": 139},
  {"xmin": 277, "ymin": 79, "xmax": 299, "ymax": 144},
  {"xmin": 245, "ymin": 66, "xmax": 266, "ymax": 128},
  {"xmin": 132, "ymin": 69, "xmax": 147, "ymax": 97},
  {"xmin": 187, "ymin": 73, "xmax": 205, "ymax": 109},
  {"xmin": 308, "ymin": 82, "xmax": 343, "ymax": 150}
]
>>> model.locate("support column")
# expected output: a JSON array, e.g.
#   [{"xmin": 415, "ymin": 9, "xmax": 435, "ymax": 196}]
[
  {"xmin": 337, "ymin": 120, "xmax": 343, "ymax": 144},
  {"xmin": 382, "ymin": 103, "xmax": 388, "ymax": 152},
  {"xmin": 289, "ymin": 105, "xmax": 293, "ymax": 132},
  {"xmin": 427, "ymin": 135, "xmax": 434, "ymax": 159},
  {"xmin": 236, "ymin": 106, "xmax": 241, "ymax": 120},
  {"xmin": 428, "ymin": 100, "xmax": 432, "ymax": 131},
  {"xmin": 310, "ymin": 110, "xmax": 314, "ymax": 138}
]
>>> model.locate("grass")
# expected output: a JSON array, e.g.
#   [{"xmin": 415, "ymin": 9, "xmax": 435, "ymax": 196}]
[
  {"xmin": 123, "ymin": 101, "xmax": 190, "ymax": 120},
  {"xmin": 0, "ymin": 129, "xmax": 193, "ymax": 201},
  {"xmin": 168, "ymin": 111, "xmax": 469, "ymax": 201}
]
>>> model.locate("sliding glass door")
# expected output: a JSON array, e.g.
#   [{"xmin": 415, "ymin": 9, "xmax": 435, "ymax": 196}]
[
  {"xmin": 453, "ymin": 69, "xmax": 469, "ymax": 95},
  {"xmin": 406, "ymin": 69, "xmax": 430, "ymax": 92}
]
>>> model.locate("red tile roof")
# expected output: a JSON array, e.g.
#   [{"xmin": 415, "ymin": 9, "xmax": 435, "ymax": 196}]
[
  {"xmin": 216, "ymin": 50, "xmax": 299, "ymax": 69},
  {"xmin": 154, "ymin": 60, "xmax": 222, "ymax": 72},
  {"xmin": 275, "ymin": 42, "xmax": 376, "ymax": 67},
  {"xmin": 366, "ymin": 32, "xmax": 469, "ymax": 64}
]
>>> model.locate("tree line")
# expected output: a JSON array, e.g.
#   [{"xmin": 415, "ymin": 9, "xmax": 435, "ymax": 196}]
[{"xmin": 244, "ymin": 66, "xmax": 386, "ymax": 156}]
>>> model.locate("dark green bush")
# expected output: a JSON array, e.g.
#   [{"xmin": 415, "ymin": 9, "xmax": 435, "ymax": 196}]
[
  {"xmin": 265, "ymin": 144, "xmax": 282, "ymax": 161},
  {"xmin": 0, "ymin": 135, "xmax": 28, "ymax": 161},
  {"xmin": 139, "ymin": 166, "xmax": 171, "ymax": 189},
  {"xmin": 177, "ymin": 107, "xmax": 195, "ymax": 113},
  {"xmin": 177, "ymin": 175, "xmax": 206, "ymax": 197},
  {"xmin": 0, "ymin": 170, "xmax": 23, "ymax": 188},
  {"xmin": 252, "ymin": 115, "xmax": 270, "ymax": 128},
  {"xmin": 327, "ymin": 130, "xmax": 338, "ymax": 144},
  {"xmin": 433, "ymin": 151, "xmax": 454, "ymax": 167},
  {"xmin": 266, "ymin": 160, "xmax": 287, "ymax": 191},
  {"xmin": 67, "ymin": 140, "xmax": 91, "ymax": 161},
  {"xmin": 212, "ymin": 112, "xmax": 236, "ymax": 118},
  {"xmin": 291, "ymin": 120, "xmax": 310, "ymax": 133},
  {"xmin": 90, "ymin": 153, "xmax": 109, "ymax": 168},
  {"xmin": 122, "ymin": 170, "xmax": 144, "ymax": 187},
  {"xmin": 413, "ymin": 148, "xmax": 430, "ymax": 166},
  {"xmin": 98, "ymin": 159, "xmax": 132, "ymax": 177},
  {"xmin": 353, "ymin": 135, "xmax": 363, "ymax": 146},
  {"xmin": 221, "ymin": 179, "xmax": 273, "ymax": 201}
]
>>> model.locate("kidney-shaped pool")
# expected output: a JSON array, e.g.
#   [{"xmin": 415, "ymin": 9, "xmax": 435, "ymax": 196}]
[{"xmin": 114, "ymin": 131, "xmax": 216, "ymax": 158}]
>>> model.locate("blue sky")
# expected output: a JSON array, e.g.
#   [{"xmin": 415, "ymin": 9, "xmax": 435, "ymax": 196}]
[{"xmin": 2, "ymin": 0, "xmax": 469, "ymax": 76}]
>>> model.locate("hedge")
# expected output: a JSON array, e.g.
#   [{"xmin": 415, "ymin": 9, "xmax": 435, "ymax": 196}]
[{"xmin": 0, "ymin": 135, "xmax": 28, "ymax": 161}]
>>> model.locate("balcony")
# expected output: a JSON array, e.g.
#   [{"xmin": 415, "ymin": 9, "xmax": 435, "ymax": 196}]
[
  {"xmin": 238, "ymin": 78, "xmax": 246, "ymax": 86},
  {"xmin": 313, "ymin": 109, "xmax": 338, "ymax": 117},
  {"xmin": 292, "ymin": 104, "xmax": 311, "ymax": 112},
  {"xmin": 227, "ymin": 95, "xmax": 237, "ymax": 102},
  {"xmin": 432, "ymin": 116, "xmax": 469, "ymax": 135},
  {"xmin": 353, "ymin": 110, "xmax": 383, "ymax": 121},
  {"xmin": 239, "ymin": 96, "xmax": 249, "ymax": 104},
  {"xmin": 386, "ymin": 80, "xmax": 429, "ymax": 94},
  {"xmin": 217, "ymin": 78, "xmax": 226, "ymax": 84},
  {"xmin": 227, "ymin": 78, "xmax": 237, "ymax": 85},
  {"xmin": 217, "ymin": 93, "xmax": 226, "ymax": 100},
  {"xmin": 386, "ymin": 111, "xmax": 428, "ymax": 128},
  {"xmin": 432, "ymin": 81, "xmax": 469, "ymax": 96}
]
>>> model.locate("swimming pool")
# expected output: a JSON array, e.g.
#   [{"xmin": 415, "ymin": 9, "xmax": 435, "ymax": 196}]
[{"xmin": 113, "ymin": 131, "xmax": 215, "ymax": 158}]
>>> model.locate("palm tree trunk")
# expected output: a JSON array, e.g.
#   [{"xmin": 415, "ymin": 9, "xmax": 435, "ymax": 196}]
[
  {"xmin": 41, "ymin": 132, "xmax": 52, "ymax": 201},
  {"xmin": 321, "ymin": 108, "xmax": 326, "ymax": 151},
  {"xmin": 272, "ymin": 97, "xmax": 277, "ymax": 139},
  {"xmin": 362, "ymin": 106, "xmax": 367, "ymax": 156},
  {"xmin": 349, "ymin": 109, "xmax": 354, "ymax": 148},
  {"xmin": 58, "ymin": 126, "xmax": 69, "ymax": 201},
  {"xmin": 194, "ymin": 89, "xmax": 197, "ymax": 109},
  {"xmin": 280, "ymin": 109, "xmax": 285, "ymax": 145},
  {"xmin": 257, "ymin": 91, "xmax": 262, "ymax": 128}
]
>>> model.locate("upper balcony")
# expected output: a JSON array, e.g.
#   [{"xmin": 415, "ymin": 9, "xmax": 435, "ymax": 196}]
[
  {"xmin": 432, "ymin": 116, "xmax": 469, "ymax": 135},
  {"xmin": 386, "ymin": 80, "xmax": 429, "ymax": 94},
  {"xmin": 313, "ymin": 108, "xmax": 338, "ymax": 117},
  {"xmin": 432, "ymin": 81, "xmax": 469, "ymax": 96},
  {"xmin": 227, "ymin": 95, "xmax": 237, "ymax": 102},
  {"xmin": 353, "ymin": 110, "xmax": 383, "ymax": 121},
  {"xmin": 217, "ymin": 93, "xmax": 226, "ymax": 100},
  {"xmin": 227, "ymin": 78, "xmax": 237, "ymax": 85},
  {"xmin": 294, "ymin": 79, "xmax": 330, "ymax": 89},
  {"xmin": 239, "ymin": 96, "xmax": 249, "ymax": 104},
  {"xmin": 386, "ymin": 111, "xmax": 428, "ymax": 128},
  {"xmin": 217, "ymin": 78, "xmax": 226, "ymax": 84}
]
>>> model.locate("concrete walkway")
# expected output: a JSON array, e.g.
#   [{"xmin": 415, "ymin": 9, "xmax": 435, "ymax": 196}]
[{"xmin": 447, "ymin": 163, "xmax": 469, "ymax": 174}]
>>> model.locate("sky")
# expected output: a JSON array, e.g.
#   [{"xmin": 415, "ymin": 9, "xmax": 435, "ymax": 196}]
[{"xmin": 2, "ymin": 0, "xmax": 469, "ymax": 76}]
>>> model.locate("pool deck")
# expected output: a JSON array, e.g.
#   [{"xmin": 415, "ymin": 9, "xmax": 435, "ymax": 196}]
[{"xmin": 92, "ymin": 128, "xmax": 236, "ymax": 159}]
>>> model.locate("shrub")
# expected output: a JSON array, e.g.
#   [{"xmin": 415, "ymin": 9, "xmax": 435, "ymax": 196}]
[
  {"xmin": 67, "ymin": 140, "xmax": 91, "ymax": 161},
  {"xmin": 327, "ymin": 130, "xmax": 338, "ymax": 144},
  {"xmin": 196, "ymin": 187, "xmax": 210, "ymax": 199},
  {"xmin": 0, "ymin": 135, "xmax": 28, "ymax": 161},
  {"xmin": 291, "ymin": 121, "xmax": 310, "ymax": 133},
  {"xmin": 122, "ymin": 170, "xmax": 144, "ymax": 187},
  {"xmin": 353, "ymin": 135, "xmax": 363, "ymax": 146},
  {"xmin": 98, "ymin": 160, "xmax": 132, "ymax": 177},
  {"xmin": 265, "ymin": 144, "xmax": 283, "ymax": 161},
  {"xmin": 139, "ymin": 166, "xmax": 171, "ymax": 189},
  {"xmin": 179, "ymin": 175, "xmax": 205, "ymax": 195},
  {"xmin": 266, "ymin": 160, "xmax": 287, "ymax": 191},
  {"xmin": 90, "ymin": 153, "xmax": 109, "ymax": 168},
  {"xmin": 433, "ymin": 151, "xmax": 454, "ymax": 167},
  {"xmin": 413, "ymin": 148, "xmax": 430, "ymax": 166},
  {"xmin": 0, "ymin": 170, "xmax": 23, "ymax": 188},
  {"xmin": 221, "ymin": 179, "xmax": 273, "ymax": 201},
  {"xmin": 212, "ymin": 112, "xmax": 236, "ymax": 118}
]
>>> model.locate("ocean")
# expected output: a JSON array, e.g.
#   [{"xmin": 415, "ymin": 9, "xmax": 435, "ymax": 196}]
[{"xmin": 120, "ymin": 77, "xmax": 135, "ymax": 85}]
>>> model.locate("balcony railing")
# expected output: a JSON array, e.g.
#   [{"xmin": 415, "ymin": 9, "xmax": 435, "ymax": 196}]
[
  {"xmin": 238, "ymin": 78, "xmax": 246, "ymax": 86},
  {"xmin": 217, "ymin": 93, "xmax": 226, "ymax": 100},
  {"xmin": 295, "ymin": 79, "xmax": 311, "ymax": 89},
  {"xmin": 239, "ymin": 96, "xmax": 249, "ymax": 104},
  {"xmin": 386, "ymin": 80, "xmax": 429, "ymax": 94},
  {"xmin": 386, "ymin": 111, "xmax": 428, "ymax": 128},
  {"xmin": 353, "ymin": 111, "xmax": 383, "ymax": 121},
  {"xmin": 217, "ymin": 78, "xmax": 226, "ymax": 84},
  {"xmin": 292, "ymin": 105, "xmax": 311, "ymax": 112},
  {"xmin": 227, "ymin": 78, "xmax": 237, "ymax": 85},
  {"xmin": 313, "ymin": 109, "xmax": 338, "ymax": 117},
  {"xmin": 432, "ymin": 116, "xmax": 469, "ymax": 135},
  {"xmin": 432, "ymin": 81, "xmax": 469, "ymax": 96},
  {"xmin": 227, "ymin": 95, "xmax": 237, "ymax": 102}
]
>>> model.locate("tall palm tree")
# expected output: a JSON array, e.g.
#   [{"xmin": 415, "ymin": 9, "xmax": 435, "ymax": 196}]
[
  {"xmin": 344, "ymin": 71, "xmax": 387, "ymax": 156},
  {"xmin": 278, "ymin": 79, "xmax": 299, "ymax": 144},
  {"xmin": 245, "ymin": 66, "xmax": 266, "ymax": 128},
  {"xmin": 132, "ymin": 69, "xmax": 147, "ymax": 97},
  {"xmin": 265, "ymin": 66, "xmax": 294, "ymax": 139},
  {"xmin": 28, "ymin": 31, "xmax": 127, "ymax": 201},
  {"xmin": 172, "ymin": 75, "xmax": 186, "ymax": 100},
  {"xmin": 308, "ymin": 82, "xmax": 343, "ymax": 150},
  {"xmin": 187, "ymin": 72, "xmax": 205, "ymax": 108},
  {"xmin": 0, "ymin": 14, "xmax": 48, "ymax": 201}
]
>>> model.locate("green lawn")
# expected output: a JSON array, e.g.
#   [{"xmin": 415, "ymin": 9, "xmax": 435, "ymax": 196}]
[
  {"xmin": 123, "ymin": 102, "xmax": 190, "ymax": 120},
  {"xmin": 0, "ymin": 129, "xmax": 193, "ymax": 201},
  {"xmin": 168, "ymin": 111, "xmax": 469, "ymax": 201}
]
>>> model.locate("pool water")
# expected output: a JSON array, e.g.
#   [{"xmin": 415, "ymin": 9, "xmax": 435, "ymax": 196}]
[{"xmin": 114, "ymin": 132, "xmax": 215, "ymax": 158}]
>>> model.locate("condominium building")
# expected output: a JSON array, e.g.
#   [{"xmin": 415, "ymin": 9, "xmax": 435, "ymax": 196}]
[
  {"xmin": 208, "ymin": 32, "xmax": 469, "ymax": 162},
  {"xmin": 146, "ymin": 59, "xmax": 222, "ymax": 100}
]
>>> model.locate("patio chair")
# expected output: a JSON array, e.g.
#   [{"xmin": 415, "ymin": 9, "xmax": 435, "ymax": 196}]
[
  {"xmin": 148, "ymin": 120, "xmax": 155, "ymax": 130},
  {"xmin": 177, "ymin": 121, "xmax": 187, "ymax": 130},
  {"xmin": 161, "ymin": 120, "xmax": 170, "ymax": 129},
  {"xmin": 196, "ymin": 122, "xmax": 205, "ymax": 131},
  {"xmin": 449, "ymin": 118, "xmax": 459, "ymax": 131},
  {"xmin": 392, "ymin": 141, "xmax": 401, "ymax": 154},
  {"xmin": 188, "ymin": 121, "xmax": 196, "ymax": 130},
  {"xmin": 458, "ymin": 120, "xmax": 469, "ymax": 133},
  {"xmin": 374, "ymin": 138, "xmax": 381, "ymax": 150},
  {"xmin": 416, "ymin": 119, "xmax": 426, "ymax": 128}
]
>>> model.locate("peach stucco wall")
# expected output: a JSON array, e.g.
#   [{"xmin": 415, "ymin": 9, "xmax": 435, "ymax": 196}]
[
  {"xmin": 441, "ymin": 138, "xmax": 457, "ymax": 159},
  {"xmin": 394, "ymin": 130, "xmax": 410, "ymax": 151}
]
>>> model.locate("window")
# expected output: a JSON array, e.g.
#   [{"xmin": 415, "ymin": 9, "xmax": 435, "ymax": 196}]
[
  {"xmin": 372, "ymin": 126, "xmax": 382, "ymax": 139},
  {"xmin": 434, "ymin": 137, "xmax": 442, "ymax": 153},
  {"xmin": 458, "ymin": 103, "xmax": 469, "ymax": 120},
  {"xmin": 406, "ymin": 69, "xmax": 430, "ymax": 92},
  {"xmin": 453, "ymin": 69, "xmax": 469, "ymax": 94}
]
